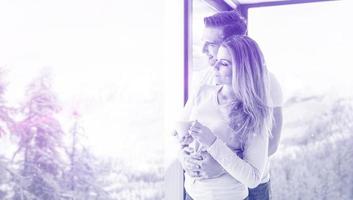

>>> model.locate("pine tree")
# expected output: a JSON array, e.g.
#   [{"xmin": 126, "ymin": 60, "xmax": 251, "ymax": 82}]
[
  {"xmin": 0, "ymin": 156, "xmax": 11, "ymax": 199},
  {"xmin": 12, "ymin": 73, "xmax": 65, "ymax": 200},
  {"xmin": 0, "ymin": 68, "xmax": 16, "ymax": 138},
  {"xmin": 0, "ymin": 69, "xmax": 17, "ymax": 199},
  {"xmin": 63, "ymin": 111, "xmax": 110, "ymax": 200}
]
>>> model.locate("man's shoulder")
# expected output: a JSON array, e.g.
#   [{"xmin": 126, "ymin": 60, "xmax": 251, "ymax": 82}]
[
  {"xmin": 268, "ymin": 72, "xmax": 280, "ymax": 86},
  {"xmin": 267, "ymin": 72, "xmax": 283, "ymax": 107}
]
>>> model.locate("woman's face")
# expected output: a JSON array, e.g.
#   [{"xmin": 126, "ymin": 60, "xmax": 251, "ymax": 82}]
[{"xmin": 213, "ymin": 46, "xmax": 233, "ymax": 85}]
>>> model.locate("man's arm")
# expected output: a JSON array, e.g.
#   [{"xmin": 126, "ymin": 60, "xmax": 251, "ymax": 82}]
[
  {"xmin": 268, "ymin": 107, "xmax": 283, "ymax": 156},
  {"xmin": 174, "ymin": 131, "xmax": 225, "ymax": 179}
]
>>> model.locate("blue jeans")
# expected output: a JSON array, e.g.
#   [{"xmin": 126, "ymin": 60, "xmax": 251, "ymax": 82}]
[
  {"xmin": 248, "ymin": 181, "xmax": 271, "ymax": 200},
  {"xmin": 184, "ymin": 192, "xmax": 249, "ymax": 200}
]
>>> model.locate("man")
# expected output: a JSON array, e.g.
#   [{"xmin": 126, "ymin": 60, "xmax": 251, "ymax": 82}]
[{"xmin": 177, "ymin": 10, "xmax": 283, "ymax": 200}]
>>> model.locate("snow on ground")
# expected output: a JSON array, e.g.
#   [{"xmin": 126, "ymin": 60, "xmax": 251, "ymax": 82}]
[{"xmin": 271, "ymin": 94, "xmax": 353, "ymax": 200}]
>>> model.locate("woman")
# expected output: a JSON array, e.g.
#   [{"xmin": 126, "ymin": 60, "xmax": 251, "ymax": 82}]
[{"xmin": 177, "ymin": 35, "xmax": 273, "ymax": 200}]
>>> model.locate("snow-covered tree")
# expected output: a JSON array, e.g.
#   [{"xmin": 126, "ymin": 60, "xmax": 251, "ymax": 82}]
[
  {"xmin": 0, "ymin": 69, "xmax": 18, "ymax": 199},
  {"xmin": 12, "ymin": 74, "xmax": 66, "ymax": 200},
  {"xmin": 62, "ymin": 111, "xmax": 110, "ymax": 200},
  {"xmin": 0, "ymin": 156, "xmax": 12, "ymax": 199},
  {"xmin": 0, "ymin": 68, "xmax": 16, "ymax": 137}
]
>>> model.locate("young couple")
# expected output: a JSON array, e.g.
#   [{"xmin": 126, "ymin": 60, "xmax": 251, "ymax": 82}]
[{"xmin": 175, "ymin": 11, "xmax": 283, "ymax": 200}]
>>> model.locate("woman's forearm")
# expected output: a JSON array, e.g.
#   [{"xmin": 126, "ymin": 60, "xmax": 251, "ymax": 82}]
[{"xmin": 207, "ymin": 137, "xmax": 267, "ymax": 188}]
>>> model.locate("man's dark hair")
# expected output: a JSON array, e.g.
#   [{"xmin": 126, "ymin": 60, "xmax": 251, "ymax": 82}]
[{"xmin": 204, "ymin": 10, "xmax": 247, "ymax": 38}]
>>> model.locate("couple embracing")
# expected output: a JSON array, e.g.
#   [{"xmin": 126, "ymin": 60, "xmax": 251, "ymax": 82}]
[{"xmin": 174, "ymin": 11, "xmax": 283, "ymax": 200}]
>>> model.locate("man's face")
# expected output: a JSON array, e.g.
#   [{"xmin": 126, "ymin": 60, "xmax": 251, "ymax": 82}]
[{"xmin": 202, "ymin": 27, "xmax": 223, "ymax": 66}]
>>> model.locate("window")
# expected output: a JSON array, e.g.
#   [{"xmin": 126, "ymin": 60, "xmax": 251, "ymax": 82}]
[{"xmin": 0, "ymin": 1, "xmax": 164, "ymax": 199}]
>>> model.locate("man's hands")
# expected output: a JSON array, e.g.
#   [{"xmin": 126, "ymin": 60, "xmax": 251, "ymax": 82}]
[
  {"xmin": 178, "ymin": 146, "xmax": 225, "ymax": 180},
  {"xmin": 196, "ymin": 151, "xmax": 226, "ymax": 179},
  {"xmin": 174, "ymin": 120, "xmax": 224, "ymax": 179},
  {"xmin": 178, "ymin": 146, "xmax": 203, "ymax": 177}
]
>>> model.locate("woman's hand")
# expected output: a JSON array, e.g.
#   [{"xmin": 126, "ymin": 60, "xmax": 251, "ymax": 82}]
[
  {"xmin": 189, "ymin": 120, "xmax": 217, "ymax": 148},
  {"xmin": 173, "ymin": 130, "xmax": 194, "ymax": 149}
]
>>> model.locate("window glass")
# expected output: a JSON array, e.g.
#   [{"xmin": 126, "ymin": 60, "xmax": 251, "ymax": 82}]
[
  {"xmin": 0, "ymin": 1, "xmax": 164, "ymax": 199},
  {"xmin": 248, "ymin": 1, "xmax": 353, "ymax": 199}
]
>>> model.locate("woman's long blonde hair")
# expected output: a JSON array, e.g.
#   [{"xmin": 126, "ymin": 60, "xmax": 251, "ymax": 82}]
[{"xmin": 221, "ymin": 35, "xmax": 272, "ymax": 140}]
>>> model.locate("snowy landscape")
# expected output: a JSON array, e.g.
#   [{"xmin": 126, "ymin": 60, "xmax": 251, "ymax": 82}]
[
  {"xmin": 1, "ymin": 67, "xmax": 352, "ymax": 200},
  {"xmin": 0, "ymin": 1, "xmax": 164, "ymax": 199},
  {"xmin": 0, "ymin": 69, "xmax": 164, "ymax": 200},
  {"xmin": 271, "ymin": 95, "xmax": 353, "ymax": 200},
  {"xmin": 0, "ymin": 0, "xmax": 352, "ymax": 200}
]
